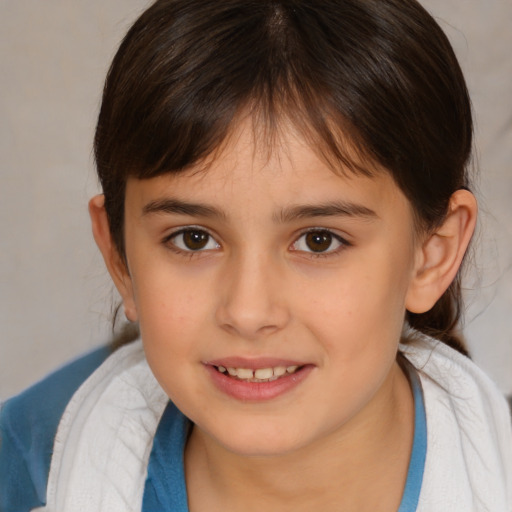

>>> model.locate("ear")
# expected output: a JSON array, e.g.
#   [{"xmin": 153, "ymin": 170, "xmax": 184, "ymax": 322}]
[
  {"xmin": 89, "ymin": 194, "xmax": 138, "ymax": 322},
  {"xmin": 406, "ymin": 189, "xmax": 477, "ymax": 314}
]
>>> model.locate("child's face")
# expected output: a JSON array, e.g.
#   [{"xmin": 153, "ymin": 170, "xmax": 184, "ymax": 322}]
[{"xmin": 121, "ymin": 121, "xmax": 420, "ymax": 456}]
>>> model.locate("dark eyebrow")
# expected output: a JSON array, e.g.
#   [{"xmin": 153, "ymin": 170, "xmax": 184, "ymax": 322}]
[
  {"xmin": 275, "ymin": 201, "xmax": 378, "ymax": 223},
  {"xmin": 142, "ymin": 198, "xmax": 226, "ymax": 220},
  {"xmin": 142, "ymin": 198, "xmax": 377, "ymax": 223}
]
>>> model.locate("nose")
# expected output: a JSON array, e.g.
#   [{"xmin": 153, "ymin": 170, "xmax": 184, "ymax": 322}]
[{"xmin": 215, "ymin": 252, "xmax": 290, "ymax": 340}]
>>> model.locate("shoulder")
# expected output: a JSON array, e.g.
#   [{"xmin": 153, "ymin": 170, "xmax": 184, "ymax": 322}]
[
  {"xmin": 41, "ymin": 341, "xmax": 170, "ymax": 511},
  {"xmin": 400, "ymin": 334, "xmax": 511, "ymax": 421},
  {"xmin": 0, "ymin": 345, "xmax": 111, "ymax": 512},
  {"xmin": 401, "ymin": 334, "xmax": 512, "ymax": 509}
]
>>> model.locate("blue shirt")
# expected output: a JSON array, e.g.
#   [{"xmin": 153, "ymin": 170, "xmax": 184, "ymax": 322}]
[{"xmin": 0, "ymin": 348, "xmax": 426, "ymax": 512}]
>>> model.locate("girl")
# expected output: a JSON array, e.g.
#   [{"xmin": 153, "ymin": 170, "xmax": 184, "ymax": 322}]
[{"xmin": 1, "ymin": 0, "xmax": 511, "ymax": 510}]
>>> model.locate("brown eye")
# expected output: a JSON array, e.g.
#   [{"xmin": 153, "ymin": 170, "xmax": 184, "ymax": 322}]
[
  {"xmin": 305, "ymin": 231, "xmax": 333, "ymax": 252},
  {"xmin": 170, "ymin": 229, "xmax": 219, "ymax": 252},
  {"xmin": 183, "ymin": 230, "xmax": 209, "ymax": 250},
  {"xmin": 292, "ymin": 230, "xmax": 345, "ymax": 254}
]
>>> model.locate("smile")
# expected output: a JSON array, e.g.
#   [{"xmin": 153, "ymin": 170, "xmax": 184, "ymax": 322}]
[
  {"xmin": 205, "ymin": 359, "xmax": 313, "ymax": 401},
  {"xmin": 215, "ymin": 365, "xmax": 301, "ymax": 382}
]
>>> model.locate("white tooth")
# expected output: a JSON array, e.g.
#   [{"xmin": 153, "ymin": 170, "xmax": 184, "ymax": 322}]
[
  {"xmin": 236, "ymin": 368, "xmax": 254, "ymax": 379},
  {"xmin": 254, "ymin": 368, "xmax": 273, "ymax": 380},
  {"xmin": 227, "ymin": 368, "xmax": 237, "ymax": 376},
  {"xmin": 273, "ymin": 366, "xmax": 286, "ymax": 377},
  {"xmin": 218, "ymin": 366, "xmax": 226, "ymax": 373},
  {"xmin": 286, "ymin": 365, "xmax": 298, "ymax": 374}
]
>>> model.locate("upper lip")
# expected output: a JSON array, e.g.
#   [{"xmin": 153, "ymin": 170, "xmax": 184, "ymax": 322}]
[{"xmin": 205, "ymin": 357, "xmax": 307, "ymax": 369}]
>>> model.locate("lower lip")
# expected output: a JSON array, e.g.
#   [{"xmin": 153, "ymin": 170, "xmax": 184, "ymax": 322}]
[{"xmin": 205, "ymin": 365, "xmax": 314, "ymax": 402}]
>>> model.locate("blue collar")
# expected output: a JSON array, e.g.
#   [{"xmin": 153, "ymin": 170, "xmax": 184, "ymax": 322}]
[{"xmin": 398, "ymin": 361, "xmax": 427, "ymax": 511}]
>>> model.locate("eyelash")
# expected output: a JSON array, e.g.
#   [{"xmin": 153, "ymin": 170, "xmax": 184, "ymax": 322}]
[
  {"xmin": 161, "ymin": 227, "xmax": 351, "ymax": 258},
  {"xmin": 290, "ymin": 228, "xmax": 350, "ymax": 258},
  {"xmin": 162, "ymin": 226, "xmax": 220, "ymax": 257}
]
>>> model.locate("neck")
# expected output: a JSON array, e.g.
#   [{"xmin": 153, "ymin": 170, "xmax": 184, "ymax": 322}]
[{"xmin": 185, "ymin": 360, "xmax": 414, "ymax": 512}]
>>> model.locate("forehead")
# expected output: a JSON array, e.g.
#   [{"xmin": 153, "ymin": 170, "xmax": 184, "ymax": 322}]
[{"xmin": 125, "ymin": 118, "xmax": 413, "ymax": 225}]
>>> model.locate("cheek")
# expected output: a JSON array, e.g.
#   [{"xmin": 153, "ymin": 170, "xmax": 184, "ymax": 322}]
[
  {"xmin": 295, "ymin": 256, "xmax": 410, "ymax": 357},
  {"xmin": 130, "ymin": 263, "xmax": 213, "ymax": 357},
  {"xmin": 132, "ymin": 273, "xmax": 210, "ymax": 402}
]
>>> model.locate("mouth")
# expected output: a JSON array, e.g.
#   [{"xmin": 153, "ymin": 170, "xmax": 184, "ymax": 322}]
[
  {"xmin": 205, "ymin": 359, "xmax": 313, "ymax": 401},
  {"xmin": 213, "ymin": 364, "xmax": 302, "ymax": 383}
]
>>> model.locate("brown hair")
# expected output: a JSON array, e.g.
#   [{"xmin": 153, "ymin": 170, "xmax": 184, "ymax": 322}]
[{"xmin": 94, "ymin": 0, "xmax": 473, "ymax": 354}]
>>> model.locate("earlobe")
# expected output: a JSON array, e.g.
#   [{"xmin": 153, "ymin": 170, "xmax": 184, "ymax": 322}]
[
  {"xmin": 88, "ymin": 194, "xmax": 138, "ymax": 322},
  {"xmin": 406, "ymin": 189, "xmax": 477, "ymax": 314}
]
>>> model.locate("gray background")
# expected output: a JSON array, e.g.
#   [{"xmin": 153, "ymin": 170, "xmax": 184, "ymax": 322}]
[{"xmin": 1, "ymin": 0, "xmax": 511, "ymax": 399}]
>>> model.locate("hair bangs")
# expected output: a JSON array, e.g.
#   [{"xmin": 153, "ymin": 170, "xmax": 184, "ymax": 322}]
[{"xmin": 95, "ymin": 0, "xmax": 377, "ymax": 186}]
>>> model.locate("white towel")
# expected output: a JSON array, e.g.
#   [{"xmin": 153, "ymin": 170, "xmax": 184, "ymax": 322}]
[
  {"xmin": 38, "ymin": 341, "xmax": 168, "ymax": 512},
  {"xmin": 402, "ymin": 336, "xmax": 512, "ymax": 511}
]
